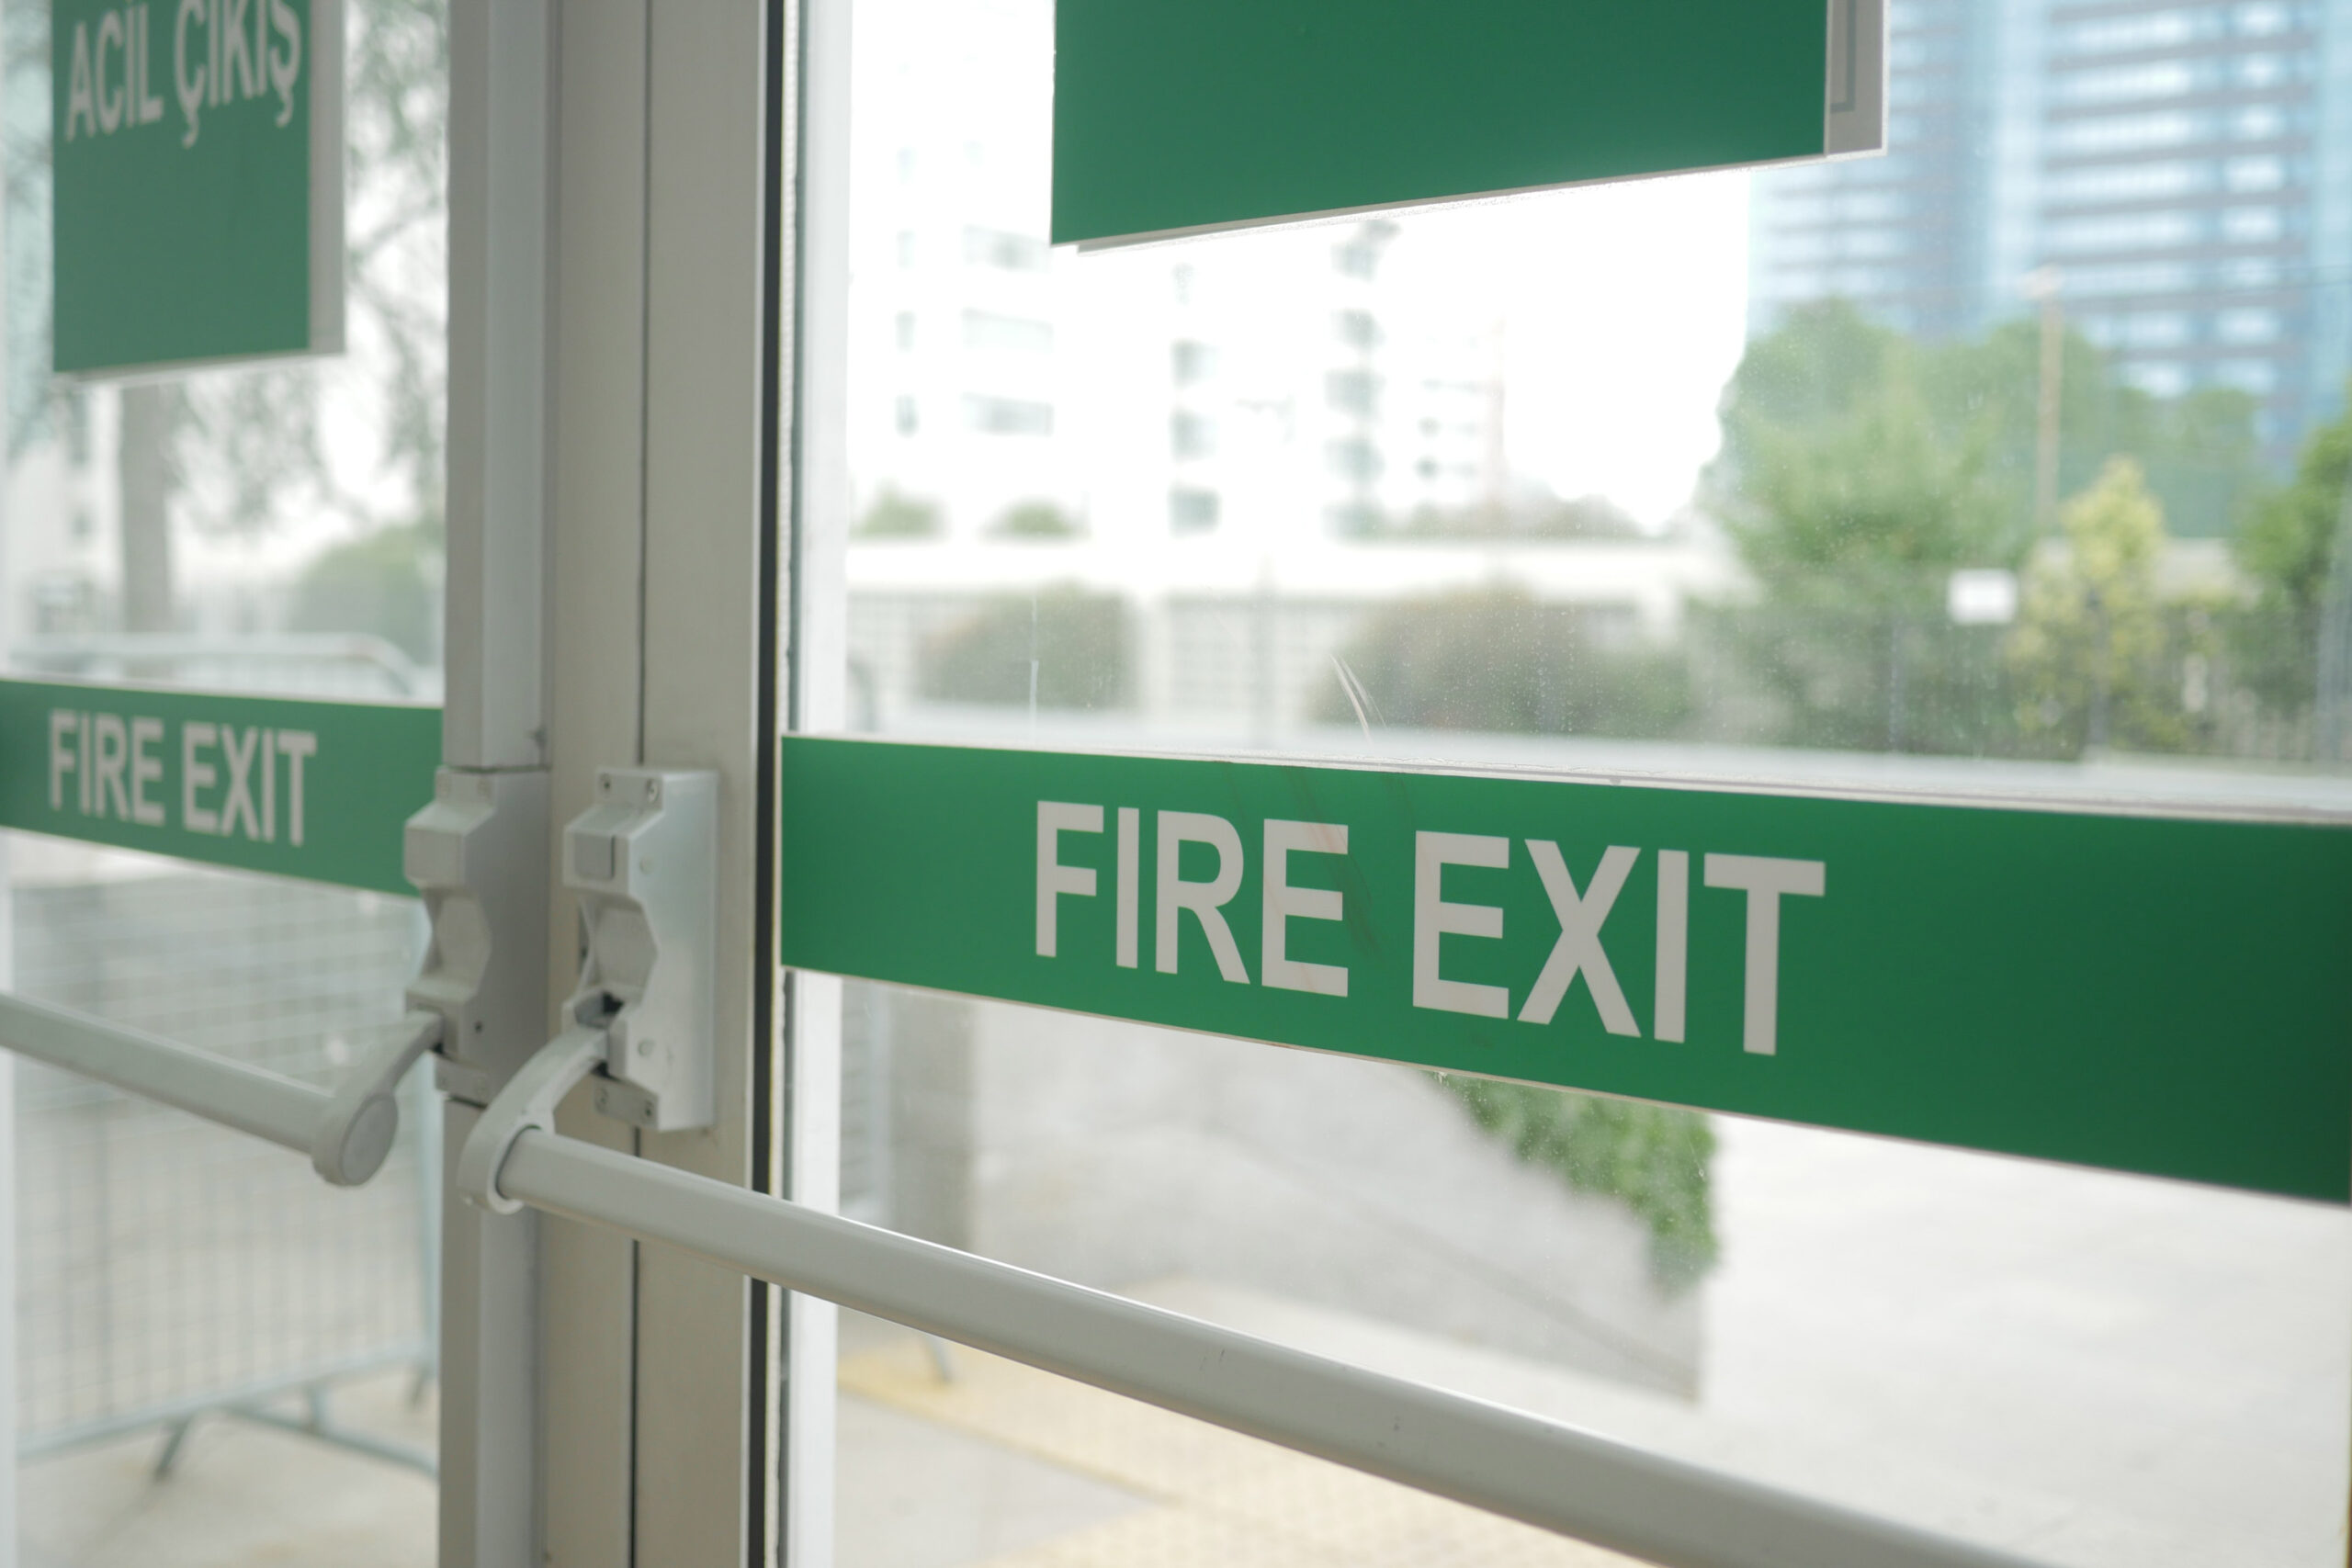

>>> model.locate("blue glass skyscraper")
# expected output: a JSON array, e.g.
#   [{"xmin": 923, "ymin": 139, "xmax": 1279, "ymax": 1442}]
[{"xmin": 1751, "ymin": 0, "xmax": 2352, "ymax": 468}]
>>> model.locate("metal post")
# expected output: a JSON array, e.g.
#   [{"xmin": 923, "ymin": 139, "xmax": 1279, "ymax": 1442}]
[{"xmin": 443, "ymin": 0, "xmax": 557, "ymax": 1562}]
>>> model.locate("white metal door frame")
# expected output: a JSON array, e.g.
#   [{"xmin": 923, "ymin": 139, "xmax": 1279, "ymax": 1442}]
[{"xmin": 442, "ymin": 0, "xmax": 807, "ymax": 1561}]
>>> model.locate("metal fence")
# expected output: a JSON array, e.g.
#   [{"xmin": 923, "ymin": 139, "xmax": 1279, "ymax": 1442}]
[{"xmin": 10, "ymin": 846, "xmax": 436, "ymax": 1467}]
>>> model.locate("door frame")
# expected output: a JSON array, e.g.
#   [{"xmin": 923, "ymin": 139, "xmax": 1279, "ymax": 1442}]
[{"xmin": 440, "ymin": 2, "xmax": 822, "ymax": 1562}]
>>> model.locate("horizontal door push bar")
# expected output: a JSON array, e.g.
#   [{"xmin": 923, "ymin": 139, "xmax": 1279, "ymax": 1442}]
[
  {"xmin": 0, "ymin": 992, "xmax": 438, "ymax": 1186},
  {"xmin": 458, "ymin": 1032, "xmax": 2042, "ymax": 1568}
]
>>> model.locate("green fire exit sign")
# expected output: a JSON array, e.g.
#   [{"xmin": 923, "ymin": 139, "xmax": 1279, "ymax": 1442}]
[
  {"xmin": 1053, "ymin": 0, "xmax": 1887, "ymax": 246},
  {"xmin": 779, "ymin": 738, "xmax": 2352, "ymax": 1204},
  {"xmin": 0, "ymin": 679, "xmax": 436, "ymax": 895},
  {"xmin": 51, "ymin": 0, "xmax": 343, "ymax": 376}
]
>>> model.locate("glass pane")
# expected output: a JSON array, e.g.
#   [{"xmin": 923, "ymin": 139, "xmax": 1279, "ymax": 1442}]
[
  {"xmin": 4, "ymin": 0, "xmax": 449, "ymax": 1559},
  {"xmin": 820, "ymin": 0, "xmax": 2352, "ymax": 1562}
]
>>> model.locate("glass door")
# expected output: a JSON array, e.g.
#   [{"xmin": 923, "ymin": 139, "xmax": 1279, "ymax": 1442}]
[
  {"xmin": 1, "ymin": 4, "xmax": 2343, "ymax": 1567},
  {"xmin": 791, "ymin": 1, "xmax": 2352, "ymax": 1563},
  {"xmin": 3, "ymin": 2, "xmax": 451, "ymax": 1562}
]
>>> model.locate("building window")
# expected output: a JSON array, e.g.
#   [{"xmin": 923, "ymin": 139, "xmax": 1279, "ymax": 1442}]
[
  {"xmin": 2216, "ymin": 308, "xmax": 2278, "ymax": 344},
  {"xmin": 1170, "ymin": 487, "xmax": 1219, "ymax": 533},
  {"xmin": 2054, "ymin": 60, "xmax": 2195, "ymax": 107},
  {"xmin": 2043, "ymin": 161, "xmax": 2199, "ymax": 204},
  {"xmin": 2123, "ymin": 361, "xmax": 2190, "ymax": 398},
  {"xmin": 1327, "ymin": 369, "xmax": 1382, "ymax": 417},
  {"xmin": 2216, "ymin": 359, "xmax": 2278, "ymax": 394},
  {"xmin": 2235, "ymin": 52, "xmax": 2288, "ymax": 87},
  {"xmin": 2224, "ymin": 156, "xmax": 2287, "ymax": 192},
  {"xmin": 2054, "ymin": 10, "xmax": 2195, "ymax": 54},
  {"xmin": 2063, "ymin": 261, "xmax": 2195, "ymax": 297},
  {"xmin": 1171, "ymin": 340, "xmax": 1216, "ymax": 385},
  {"xmin": 894, "ymin": 396, "xmax": 919, "ymax": 435},
  {"xmin": 1333, "ymin": 231, "xmax": 1393, "ymax": 279},
  {"xmin": 2235, "ymin": 2, "xmax": 2292, "ymax": 37},
  {"xmin": 2221, "ymin": 207, "xmax": 2283, "ymax": 243},
  {"xmin": 1170, "ymin": 411, "xmax": 1216, "ymax": 460},
  {"xmin": 963, "ymin": 226, "xmax": 1049, "ymax": 271},
  {"xmin": 2047, "ymin": 111, "xmax": 2195, "ymax": 156},
  {"xmin": 2233, "ymin": 105, "xmax": 2287, "ymax": 141},
  {"xmin": 2221, "ymin": 256, "xmax": 2281, "ymax": 289},
  {"xmin": 1326, "ymin": 438, "xmax": 1383, "ymax": 483},
  {"xmin": 2044, "ymin": 211, "xmax": 2199, "ymax": 254},
  {"xmin": 1334, "ymin": 310, "xmax": 1382, "ymax": 351},
  {"xmin": 895, "ymin": 312, "xmax": 916, "ymax": 351},
  {"xmin": 964, "ymin": 395, "xmax": 1053, "ymax": 435},
  {"xmin": 2121, "ymin": 312, "xmax": 2190, "ymax": 348},
  {"xmin": 963, "ymin": 310, "xmax": 1054, "ymax": 354}
]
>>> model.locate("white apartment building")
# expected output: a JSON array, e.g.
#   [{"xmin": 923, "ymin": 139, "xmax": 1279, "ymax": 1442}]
[{"xmin": 845, "ymin": 0, "xmax": 1510, "ymax": 547}]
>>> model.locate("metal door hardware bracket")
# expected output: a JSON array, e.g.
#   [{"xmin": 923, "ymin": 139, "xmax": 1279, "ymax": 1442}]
[
  {"xmin": 455, "ymin": 1023, "xmax": 605, "ymax": 1214},
  {"xmin": 562, "ymin": 768, "xmax": 718, "ymax": 1132},
  {"xmin": 405, "ymin": 766, "xmax": 551, "ymax": 1105}
]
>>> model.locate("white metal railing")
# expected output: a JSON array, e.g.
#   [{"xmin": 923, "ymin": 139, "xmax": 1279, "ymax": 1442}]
[{"xmin": 13, "ymin": 634, "xmax": 433, "ymax": 701}]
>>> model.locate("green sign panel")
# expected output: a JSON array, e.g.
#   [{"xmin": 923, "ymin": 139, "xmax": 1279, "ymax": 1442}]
[
  {"xmin": 779, "ymin": 738, "xmax": 2352, "ymax": 1203},
  {"xmin": 51, "ymin": 0, "xmax": 343, "ymax": 375},
  {"xmin": 1053, "ymin": 0, "xmax": 1886, "ymax": 246},
  {"xmin": 0, "ymin": 679, "xmax": 436, "ymax": 895}
]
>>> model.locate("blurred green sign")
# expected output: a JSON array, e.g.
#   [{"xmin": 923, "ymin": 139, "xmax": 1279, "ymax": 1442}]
[
  {"xmin": 0, "ymin": 680, "xmax": 436, "ymax": 895},
  {"xmin": 51, "ymin": 0, "xmax": 343, "ymax": 375},
  {"xmin": 779, "ymin": 737, "xmax": 2352, "ymax": 1203},
  {"xmin": 1053, "ymin": 0, "xmax": 1887, "ymax": 245}
]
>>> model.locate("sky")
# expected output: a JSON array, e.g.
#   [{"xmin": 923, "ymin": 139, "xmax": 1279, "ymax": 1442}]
[{"xmin": 1387, "ymin": 169, "xmax": 1757, "ymax": 527}]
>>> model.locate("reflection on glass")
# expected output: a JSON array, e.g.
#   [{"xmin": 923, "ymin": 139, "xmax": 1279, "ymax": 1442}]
[
  {"xmin": 831, "ymin": 0, "xmax": 2352, "ymax": 1562},
  {"xmin": 5, "ymin": 1, "xmax": 448, "ymax": 1561}
]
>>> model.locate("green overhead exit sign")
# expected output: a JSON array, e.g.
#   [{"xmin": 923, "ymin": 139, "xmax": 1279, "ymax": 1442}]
[
  {"xmin": 1053, "ymin": 0, "xmax": 1887, "ymax": 246},
  {"xmin": 51, "ymin": 0, "xmax": 344, "ymax": 376},
  {"xmin": 779, "ymin": 738, "xmax": 2352, "ymax": 1204}
]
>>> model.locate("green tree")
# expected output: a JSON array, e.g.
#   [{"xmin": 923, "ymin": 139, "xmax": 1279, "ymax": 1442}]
[
  {"xmin": 287, "ymin": 524, "xmax": 440, "ymax": 665},
  {"xmin": 2232, "ymin": 394, "xmax": 2352, "ymax": 716},
  {"xmin": 1317, "ymin": 586, "xmax": 1690, "ymax": 740},
  {"xmin": 855, "ymin": 489, "xmax": 943, "ymax": 539},
  {"xmin": 1706, "ymin": 301, "xmax": 2262, "ymax": 754},
  {"xmin": 918, "ymin": 587, "xmax": 1127, "ymax": 710},
  {"xmin": 1436, "ymin": 1077, "xmax": 1715, "ymax": 1290},
  {"xmin": 991, "ymin": 500, "xmax": 1083, "ymax": 540},
  {"xmin": 1708, "ymin": 307, "xmax": 2020, "ymax": 753},
  {"xmin": 2007, "ymin": 458, "xmax": 2216, "ymax": 755}
]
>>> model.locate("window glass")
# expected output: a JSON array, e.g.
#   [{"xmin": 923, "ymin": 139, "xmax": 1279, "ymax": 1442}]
[
  {"xmin": 4, "ymin": 1, "xmax": 448, "ymax": 1559},
  {"xmin": 821, "ymin": 0, "xmax": 2351, "ymax": 1562}
]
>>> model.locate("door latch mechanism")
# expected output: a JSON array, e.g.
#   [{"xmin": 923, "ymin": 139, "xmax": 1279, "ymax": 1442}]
[
  {"xmin": 455, "ymin": 767, "xmax": 718, "ymax": 1213},
  {"xmin": 560, "ymin": 767, "xmax": 718, "ymax": 1133},
  {"xmin": 404, "ymin": 766, "xmax": 552, "ymax": 1105}
]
